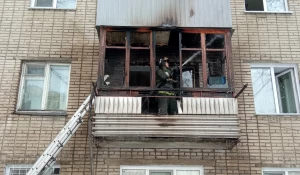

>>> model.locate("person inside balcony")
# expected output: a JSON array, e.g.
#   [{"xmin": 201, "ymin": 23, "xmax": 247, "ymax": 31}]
[{"xmin": 156, "ymin": 57, "xmax": 178, "ymax": 115}]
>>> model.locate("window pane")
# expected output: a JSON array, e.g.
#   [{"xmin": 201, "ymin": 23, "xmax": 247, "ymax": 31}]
[
  {"xmin": 131, "ymin": 32, "xmax": 150, "ymax": 47},
  {"xmin": 182, "ymin": 33, "xmax": 201, "ymax": 48},
  {"xmin": 206, "ymin": 34, "xmax": 224, "ymax": 49},
  {"xmin": 105, "ymin": 49, "xmax": 126, "ymax": 86},
  {"xmin": 35, "ymin": 0, "xmax": 53, "ymax": 7},
  {"xmin": 263, "ymin": 172, "xmax": 284, "ymax": 175},
  {"xmin": 150, "ymin": 172, "xmax": 172, "ymax": 175},
  {"xmin": 182, "ymin": 51, "xmax": 202, "ymax": 88},
  {"xmin": 20, "ymin": 169, "xmax": 27, "ymax": 174},
  {"xmin": 8, "ymin": 167, "xmax": 60, "ymax": 175},
  {"xmin": 289, "ymin": 172, "xmax": 300, "ymax": 175},
  {"xmin": 182, "ymin": 70, "xmax": 193, "ymax": 87},
  {"xmin": 57, "ymin": 0, "xmax": 76, "ymax": 9},
  {"xmin": 11, "ymin": 169, "xmax": 20, "ymax": 174},
  {"xmin": 207, "ymin": 51, "xmax": 228, "ymax": 88},
  {"xmin": 122, "ymin": 170, "xmax": 146, "ymax": 175},
  {"xmin": 251, "ymin": 68, "xmax": 276, "ymax": 114},
  {"xmin": 46, "ymin": 65, "xmax": 70, "ymax": 110},
  {"xmin": 277, "ymin": 71, "xmax": 297, "ymax": 113},
  {"xmin": 21, "ymin": 79, "xmax": 44, "ymax": 110},
  {"xmin": 177, "ymin": 170, "xmax": 200, "ymax": 175},
  {"xmin": 130, "ymin": 50, "xmax": 151, "ymax": 87},
  {"xmin": 266, "ymin": 0, "xmax": 286, "ymax": 12},
  {"xmin": 26, "ymin": 64, "xmax": 45, "ymax": 75},
  {"xmin": 156, "ymin": 31, "xmax": 171, "ymax": 46},
  {"xmin": 245, "ymin": 0, "xmax": 264, "ymax": 11},
  {"xmin": 53, "ymin": 168, "xmax": 60, "ymax": 174},
  {"xmin": 106, "ymin": 31, "xmax": 126, "ymax": 46}
]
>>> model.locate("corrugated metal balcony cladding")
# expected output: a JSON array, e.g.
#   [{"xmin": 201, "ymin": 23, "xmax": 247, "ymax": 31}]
[{"xmin": 96, "ymin": 0, "xmax": 232, "ymax": 28}]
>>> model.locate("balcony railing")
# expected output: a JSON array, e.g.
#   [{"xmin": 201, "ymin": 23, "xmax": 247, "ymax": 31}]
[{"xmin": 94, "ymin": 96, "xmax": 238, "ymax": 115}]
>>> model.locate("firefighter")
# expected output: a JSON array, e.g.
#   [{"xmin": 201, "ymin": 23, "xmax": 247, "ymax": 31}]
[{"xmin": 156, "ymin": 57, "xmax": 178, "ymax": 115}]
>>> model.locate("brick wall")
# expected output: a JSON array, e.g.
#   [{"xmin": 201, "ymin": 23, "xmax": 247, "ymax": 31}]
[
  {"xmin": 1, "ymin": 0, "xmax": 300, "ymax": 175},
  {"xmin": 0, "ymin": 0, "xmax": 99, "ymax": 173}
]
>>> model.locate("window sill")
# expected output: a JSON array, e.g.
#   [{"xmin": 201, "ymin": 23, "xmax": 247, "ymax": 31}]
[
  {"xmin": 14, "ymin": 111, "xmax": 67, "ymax": 116},
  {"xmin": 28, "ymin": 7, "xmax": 76, "ymax": 11},
  {"xmin": 244, "ymin": 11, "xmax": 293, "ymax": 14},
  {"xmin": 255, "ymin": 113, "xmax": 300, "ymax": 116}
]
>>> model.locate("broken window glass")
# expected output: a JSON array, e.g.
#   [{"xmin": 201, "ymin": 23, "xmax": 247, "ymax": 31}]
[
  {"xmin": 155, "ymin": 31, "xmax": 171, "ymax": 46},
  {"xmin": 130, "ymin": 32, "xmax": 150, "ymax": 47},
  {"xmin": 130, "ymin": 49, "xmax": 151, "ymax": 87},
  {"xmin": 182, "ymin": 33, "xmax": 201, "ymax": 48},
  {"xmin": 104, "ymin": 49, "xmax": 126, "ymax": 86},
  {"xmin": 182, "ymin": 51, "xmax": 202, "ymax": 88},
  {"xmin": 206, "ymin": 51, "xmax": 228, "ymax": 88},
  {"xmin": 106, "ymin": 31, "xmax": 126, "ymax": 47},
  {"xmin": 206, "ymin": 34, "xmax": 225, "ymax": 49}
]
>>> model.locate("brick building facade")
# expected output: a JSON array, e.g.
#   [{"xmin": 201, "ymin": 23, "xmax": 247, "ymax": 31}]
[{"xmin": 1, "ymin": 0, "xmax": 300, "ymax": 175}]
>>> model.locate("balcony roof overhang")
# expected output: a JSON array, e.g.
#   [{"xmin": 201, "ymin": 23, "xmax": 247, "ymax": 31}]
[{"xmin": 96, "ymin": 0, "xmax": 232, "ymax": 28}]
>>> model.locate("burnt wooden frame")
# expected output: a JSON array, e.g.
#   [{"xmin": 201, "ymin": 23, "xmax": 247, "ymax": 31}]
[{"xmin": 97, "ymin": 27, "xmax": 234, "ymax": 94}]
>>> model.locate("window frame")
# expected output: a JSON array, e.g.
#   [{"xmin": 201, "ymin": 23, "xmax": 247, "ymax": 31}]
[
  {"xmin": 98, "ymin": 28, "xmax": 233, "ymax": 92},
  {"xmin": 17, "ymin": 62, "xmax": 71, "ymax": 112},
  {"xmin": 245, "ymin": 0, "xmax": 290, "ymax": 13},
  {"xmin": 120, "ymin": 166, "xmax": 204, "ymax": 175},
  {"xmin": 251, "ymin": 63, "xmax": 300, "ymax": 114},
  {"xmin": 262, "ymin": 168, "xmax": 300, "ymax": 175},
  {"xmin": 5, "ymin": 164, "xmax": 60, "ymax": 175},
  {"xmin": 30, "ymin": 0, "xmax": 77, "ymax": 9}
]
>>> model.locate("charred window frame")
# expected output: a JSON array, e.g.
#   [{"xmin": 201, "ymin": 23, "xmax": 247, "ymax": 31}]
[
  {"xmin": 99, "ymin": 29, "xmax": 153, "ymax": 88},
  {"xmin": 179, "ymin": 31, "xmax": 233, "ymax": 91},
  {"xmin": 97, "ymin": 28, "xmax": 233, "ymax": 93}
]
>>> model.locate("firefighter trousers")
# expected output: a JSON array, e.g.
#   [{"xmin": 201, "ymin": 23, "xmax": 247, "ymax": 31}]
[{"xmin": 157, "ymin": 94, "xmax": 178, "ymax": 115}]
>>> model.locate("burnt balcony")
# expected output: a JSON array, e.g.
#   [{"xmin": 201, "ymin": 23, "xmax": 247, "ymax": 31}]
[
  {"xmin": 93, "ymin": 27, "xmax": 238, "ymax": 149},
  {"xmin": 92, "ymin": 89, "xmax": 240, "ymax": 150}
]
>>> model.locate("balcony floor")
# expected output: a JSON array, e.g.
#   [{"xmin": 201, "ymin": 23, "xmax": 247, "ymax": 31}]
[{"xmin": 93, "ymin": 114, "xmax": 239, "ymax": 137}]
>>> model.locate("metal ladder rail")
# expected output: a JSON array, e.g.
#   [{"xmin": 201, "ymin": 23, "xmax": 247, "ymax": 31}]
[{"xmin": 27, "ymin": 95, "xmax": 94, "ymax": 175}]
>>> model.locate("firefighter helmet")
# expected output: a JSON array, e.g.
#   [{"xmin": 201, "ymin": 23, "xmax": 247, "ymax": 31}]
[{"xmin": 159, "ymin": 57, "xmax": 169, "ymax": 68}]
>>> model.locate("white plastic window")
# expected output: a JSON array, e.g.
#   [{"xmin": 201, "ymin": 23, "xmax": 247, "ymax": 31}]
[
  {"xmin": 17, "ymin": 63, "xmax": 71, "ymax": 111},
  {"xmin": 262, "ymin": 168, "xmax": 300, "ymax": 175},
  {"xmin": 121, "ymin": 166, "xmax": 203, "ymax": 175},
  {"xmin": 245, "ymin": 0, "xmax": 289, "ymax": 12},
  {"xmin": 5, "ymin": 165, "xmax": 60, "ymax": 175},
  {"xmin": 251, "ymin": 64, "xmax": 300, "ymax": 114},
  {"xmin": 30, "ymin": 0, "xmax": 76, "ymax": 9}
]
